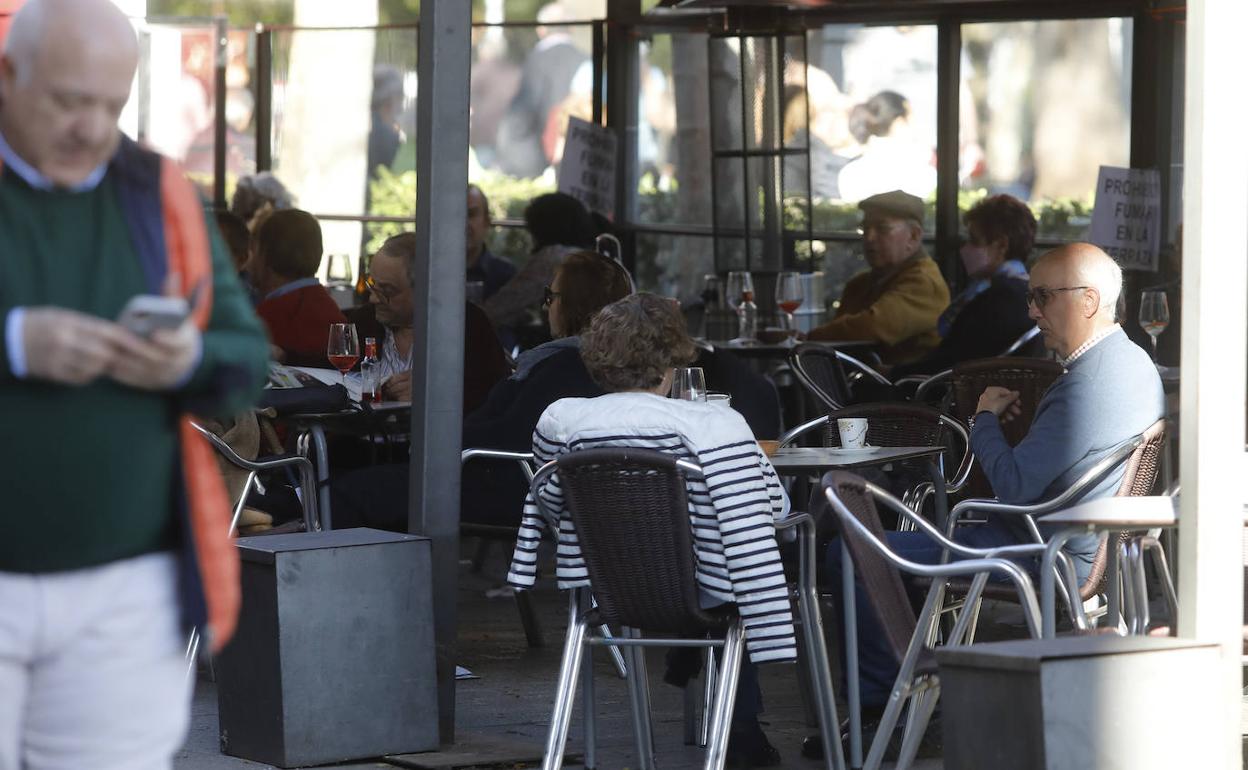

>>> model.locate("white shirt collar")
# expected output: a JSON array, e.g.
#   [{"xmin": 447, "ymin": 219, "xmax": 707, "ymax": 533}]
[
  {"xmin": 1061, "ymin": 324, "xmax": 1121, "ymax": 367},
  {"xmin": 0, "ymin": 128, "xmax": 109, "ymax": 193}
]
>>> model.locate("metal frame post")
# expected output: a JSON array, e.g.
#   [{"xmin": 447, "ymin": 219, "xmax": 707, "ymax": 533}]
[
  {"xmin": 1178, "ymin": 2, "xmax": 1247, "ymax": 768},
  {"xmin": 411, "ymin": 2, "xmax": 471, "ymax": 746},
  {"xmin": 254, "ymin": 27, "xmax": 272, "ymax": 172},
  {"xmin": 933, "ymin": 19, "xmax": 961, "ymax": 289},
  {"xmin": 212, "ymin": 15, "xmax": 228, "ymax": 210},
  {"xmin": 607, "ymin": 0, "xmax": 641, "ymax": 276}
]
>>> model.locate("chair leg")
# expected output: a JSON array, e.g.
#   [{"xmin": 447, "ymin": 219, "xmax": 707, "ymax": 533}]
[
  {"xmin": 797, "ymin": 579, "xmax": 846, "ymax": 770},
  {"xmin": 700, "ymin": 648, "xmax": 716, "ymax": 748},
  {"xmin": 623, "ymin": 628, "xmax": 656, "ymax": 770},
  {"xmin": 894, "ymin": 681, "xmax": 940, "ymax": 770},
  {"xmin": 542, "ymin": 593, "xmax": 589, "ymax": 770},
  {"xmin": 703, "ymin": 623, "xmax": 745, "ymax": 770},
  {"xmin": 600, "ymin": 625, "xmax": 628, "ymax": 678},
  {"xmin": 515, "ymin": 590, "xmax": 545, "ymax": 648},
  {"xmin": 865, "ymin": 582, "xmax": 943, "ymax": 770},
  {"xmin": 581, "ymin": 640, "xmax": 597, "ymax": 770},
  {"xmin": 1142, "ymin": 536, "xmax": 1179, "ymax": 631},
  {"xmin": 471, "ymin": 537, "xmax": 490, "ymax": 573}
]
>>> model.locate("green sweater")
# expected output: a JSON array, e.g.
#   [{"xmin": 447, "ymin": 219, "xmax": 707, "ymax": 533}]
[{"xmin": 0, "ymin": 167, "xmax": 269, "ymax": 573}]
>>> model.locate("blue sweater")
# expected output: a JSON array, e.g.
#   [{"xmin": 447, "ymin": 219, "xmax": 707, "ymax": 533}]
[{"xmin": 970, "ymin": 328, "xmax": 1164, "ymax": 561}]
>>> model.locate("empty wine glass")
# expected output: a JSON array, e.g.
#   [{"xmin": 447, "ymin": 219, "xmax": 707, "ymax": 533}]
[
  {"xmin": 326, "ymin": 322, "xmax": 360, "ymax": 389},
  {"xmin": 775, "ymin": 271, "xmax": 803, "ymax": 330},
  {"xmin": 725, "ymin": 271, "xmax": 754, "ymax": 312},
  {"xmin": 1138, "ymin": 290, "xmax": 1170, "ymax": 362},
  {"xmin": 670, "ymin": 367, "xmax": 707, "ymax": 402},
  {"xmin": 326, "ymin": 254, "xmax": 352, "ymax": 286}
]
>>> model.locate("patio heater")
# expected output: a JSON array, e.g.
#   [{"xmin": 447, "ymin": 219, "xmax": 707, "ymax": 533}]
[{"xmin": 708, "ymin": 8, "xmax": 814, "ymax": 315}]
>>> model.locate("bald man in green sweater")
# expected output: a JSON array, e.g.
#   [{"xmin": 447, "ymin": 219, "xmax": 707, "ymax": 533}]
[{"xmin": 0, "ymin": 1, "xmax": 269, "ymax": 767}]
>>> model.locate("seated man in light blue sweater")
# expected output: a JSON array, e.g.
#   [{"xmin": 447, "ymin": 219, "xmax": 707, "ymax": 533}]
[{"xmin": 821, "ymin": 242, "xmax": 1164, "ymax": 734}]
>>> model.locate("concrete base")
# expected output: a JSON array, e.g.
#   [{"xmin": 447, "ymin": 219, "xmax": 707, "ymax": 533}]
[{"xmin": 386, "ymin": 731, "xmax": 577, "ymax": 769}]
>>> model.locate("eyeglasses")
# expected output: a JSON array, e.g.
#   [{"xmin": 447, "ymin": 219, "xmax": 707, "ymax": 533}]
[
  {"xmin": 364, "ymin": 274, "xmax": 400, "ymax": 303},
  {"xmin": 543, "ymin": 285, "xmax": 561, "ymax": 307},
  {"xmin": 1024, "ymin": 286, "xmax": 1090, "ymax": 309}
]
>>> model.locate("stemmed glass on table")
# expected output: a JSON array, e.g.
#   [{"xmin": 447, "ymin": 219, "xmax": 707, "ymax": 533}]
[
  {"xmin": 327, "ymin": 322, "xmax": 360, "ymax": 388},
  {"xmin": 326, "ymin": 254, "xmax": 352, "ymax": 287},
  {"xmin": 1138, "ymin": 289, "xmax": 1170, "ymax": 362},
  {"xmin": 670, "ymin": 367, "xmax": 707, "ymax": 402},
  {"xmin": 775, "ymin": 271, "xmax": 803, "ymax": 331}
]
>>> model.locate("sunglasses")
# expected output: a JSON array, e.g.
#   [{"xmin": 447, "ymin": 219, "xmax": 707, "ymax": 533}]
[
  {"xmin": 543, "ymin": 285, "xmax": 561, "ymax": 307},
  {"xmin": 1024, "ymin": 285, "xmax": 1089, "ymax": 309}
]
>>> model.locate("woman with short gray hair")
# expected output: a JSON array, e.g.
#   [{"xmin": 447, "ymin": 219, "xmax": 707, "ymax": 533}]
[{"xmin": 508, "ymin": 292, "xmax": 791, "ymax": 766}]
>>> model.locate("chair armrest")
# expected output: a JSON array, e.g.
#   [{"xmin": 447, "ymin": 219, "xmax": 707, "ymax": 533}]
[
  {"xmin": 835, "ymin": 350, "xmax": 892, "ymax": 387},
  {"xmin": 775, "ymin": 513, "xmax": 819, "ymax": 594},
  {"xmin": 946, "ymin": 435, "xmax": 1144, "ymax": 534},
  {"xmin": 913, "ymin": 369, "xmax": 953, "ymax": 404},
  {"xmin": 462, "ymin": 448, "xmax": 537, "ymax": 482},
  {"xmin": 778, "ymin": 416, "xmax": 827, "ymax": 448}
]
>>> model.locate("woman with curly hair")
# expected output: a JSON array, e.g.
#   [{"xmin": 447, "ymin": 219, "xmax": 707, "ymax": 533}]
[{"xmin": 507, "ymin": 293, "xmax": 792, "ymax": 766}]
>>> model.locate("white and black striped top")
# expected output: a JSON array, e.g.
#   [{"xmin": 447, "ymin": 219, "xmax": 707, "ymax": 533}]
[{"xmin": 506, "ymin": 392, "xmax": 796, "ymax": 664}]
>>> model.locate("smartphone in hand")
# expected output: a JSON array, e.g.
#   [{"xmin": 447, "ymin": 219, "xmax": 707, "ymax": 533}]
[{"xmin": 117, "ymin": 295, "xmax": 189, "ymax": 338}]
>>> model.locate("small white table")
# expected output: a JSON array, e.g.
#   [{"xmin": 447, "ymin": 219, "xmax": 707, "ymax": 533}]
[{"xmin": 1038, "ymin": 496, "xmax": 1179, "ymax": 638}]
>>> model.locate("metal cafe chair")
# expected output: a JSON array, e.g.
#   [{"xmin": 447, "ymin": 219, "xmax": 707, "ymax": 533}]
[
  {"xmin": 820, "ymin": 471, "xmax": 1042, "ymax": 770},
  {"xmin": 185, "ymin": 421, "xmax": 320, "ymax": 674},
  {"xmin": 943, "ymin": 419, "xmax": 1165, "ymax": 639},
  {"xmin": 530, "ymin": 448, "xmax": 843, "ymax": 770}
]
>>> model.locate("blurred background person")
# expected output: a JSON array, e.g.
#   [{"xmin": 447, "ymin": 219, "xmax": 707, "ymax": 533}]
[
  {"xmin": 482, "ymin": 191, "xmax": 597, "ymax": 350},
  {"xmin": 494, "ymin": 2, "xmax": 587, "ymax": 179},
  {"xmin": 466, "ymin": 184, "xmax": 516, "ymax": 301},
  {"xmin": 837, "ymin": 90, "xmax": 937, "ymax": 202},
  {"xmin": 231, "ymin": 171, "xmax": 294, "ymax": 228}
]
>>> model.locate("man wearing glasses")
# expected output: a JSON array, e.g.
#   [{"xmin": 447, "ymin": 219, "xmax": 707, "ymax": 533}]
[
  {"xmin": 352, "ymin": 231, "xmax": 509, "ymax": 410},
  {"xmin": 807, "ymin": 189, "xmax": 949, "ymax": 364},
  {"xmin": 826, "ymin": 243, "xmax": 1163, "ymax": 739}
]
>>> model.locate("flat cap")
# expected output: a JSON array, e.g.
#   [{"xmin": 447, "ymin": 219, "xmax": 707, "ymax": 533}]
[{"xmin": 858, "ymin": 190, "xmax": 925, "ymax": 226}]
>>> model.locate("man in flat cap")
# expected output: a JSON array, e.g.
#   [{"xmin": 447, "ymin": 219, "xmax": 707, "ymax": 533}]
[{"xmin": 808, "ymin": 190, "xmax": 949, "ymax": 364}]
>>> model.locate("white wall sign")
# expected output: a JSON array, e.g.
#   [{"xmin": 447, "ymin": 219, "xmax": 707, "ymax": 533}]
[
  {"xmin": 557, "ymin": 116, "xmax": 616, "ymax": 217},
  {"xmin": 1089, "ymin": 165, "xmax": 1163, "ymax": 271}
]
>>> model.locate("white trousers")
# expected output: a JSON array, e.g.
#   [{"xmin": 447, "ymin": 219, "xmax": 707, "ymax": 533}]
[{"xmin": 0, "ymin": 552, "xmax": 192, "ymax": 770}]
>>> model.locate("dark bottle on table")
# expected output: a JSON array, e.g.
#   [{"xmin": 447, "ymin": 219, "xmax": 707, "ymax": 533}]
[{"xmin": 361, "ymin": 337, "xmax": 381, "ymax": 403}]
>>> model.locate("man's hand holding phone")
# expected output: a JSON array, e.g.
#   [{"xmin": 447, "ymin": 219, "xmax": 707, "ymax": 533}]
[
  {"xmin": 110, "ymin": 278, "xmax": 201, "ymax": 390},
  {"xmin": 20, "ymin": 276, "xmax": 202, "ymax": 389}
]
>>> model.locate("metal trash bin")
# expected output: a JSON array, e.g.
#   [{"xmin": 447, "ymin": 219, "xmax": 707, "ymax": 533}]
[
  {"xmin": 936, "ymin": 635, "xmax": 1219, "ymax": 770},
  {"xmin": 215, "ymin": 528, "xmax": 439, "ymax": 767}
]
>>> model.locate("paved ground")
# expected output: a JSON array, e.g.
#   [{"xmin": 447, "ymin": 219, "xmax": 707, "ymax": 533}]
[{"xmin": 173, "ymin": 541, "xmax": 960, "ymax": 770}]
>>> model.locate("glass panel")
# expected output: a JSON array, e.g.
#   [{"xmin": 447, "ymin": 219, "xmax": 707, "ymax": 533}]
[
  {"xmin": 269, "ymin": 27, "xmax": 417, "ymax": 259},
  {"xmin": 635, "ymin": 31, "xmax": 713, "ymax": 227},
  {"xmin": 960, "ymin": 18, "xmax": 1133, "ymax": 241},
  {"xmin": 804, "ymin": 22, "xmax": 939, "ymax": 213},
  {"xmin": 635, "ymin": 233, "xmax": 715, "ymax": 302},
  {"xmin": 129, "ymin": 22, "xmax": 226, "ymax": 197}
]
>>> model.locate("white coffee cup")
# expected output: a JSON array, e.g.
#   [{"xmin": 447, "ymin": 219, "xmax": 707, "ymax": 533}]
[
  {"xmin": 706, "ymin": 392, "xmax": 732, "ymax": 408},
  {"xmin": 836, "ymin": 418, "xmax": 869, "ymax": 449}
]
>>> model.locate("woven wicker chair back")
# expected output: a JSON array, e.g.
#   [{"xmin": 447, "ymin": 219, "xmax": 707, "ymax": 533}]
[
  {"xmin": 791, "ymin": 343, "xmax": 854, "ymax": 411},
  {"xmin": 556, "ymin": 447, "xmax": 733, "ymax": 634},
  {"xmin": 822, "ymin": 471, "xmax": 918, "ymax": 662},
  {"xmin": 951, "ymin": 357, "xmax": 1064, "ymax": 497}
]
